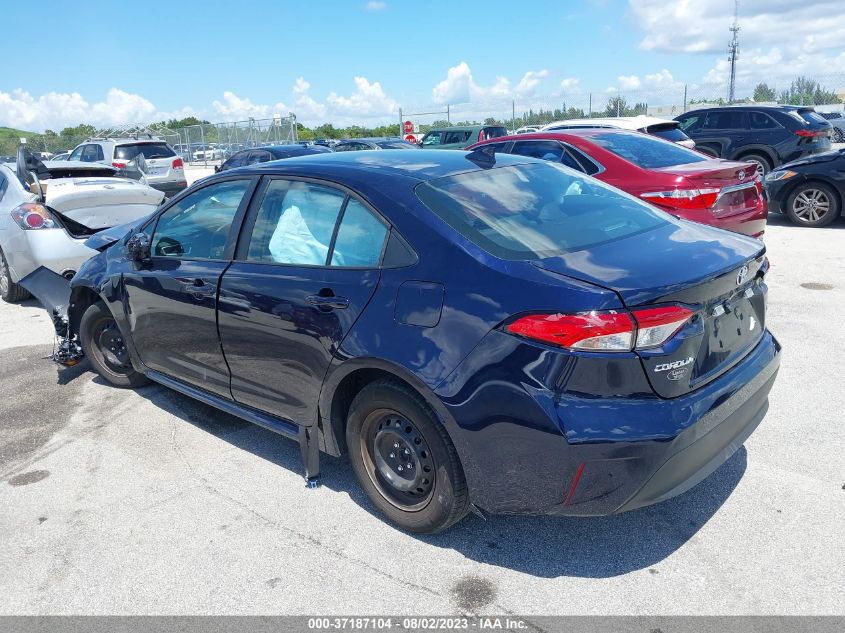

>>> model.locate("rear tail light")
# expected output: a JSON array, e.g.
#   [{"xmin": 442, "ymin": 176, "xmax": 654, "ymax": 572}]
[
  {"xmin": 112, "ymin": 161, "xmax": 127, "ymax": 169},
  {"xmin": 794, "ymin": 129, "xmax": 826, "ymax": 138},
  {"xmin": 641, "ymin": 188, "xmax": 720, "ymax": 210},
  {"xmin": 506, "ymin": 305, "xmax": 694, "ymax": 352},
  {"xmin": 11, "ymin": 203, "xmax": 58, "ymax": 230},
  {"xmin": 172, "ymin": 158, "xmax": 184, "ymax": 169}
]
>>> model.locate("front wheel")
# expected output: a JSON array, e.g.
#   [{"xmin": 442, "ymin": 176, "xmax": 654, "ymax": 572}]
[
  {"xmin": 346, "ymin": 379, "xmax": 469, "ymax": 533},
  {"xmin": 785, "ymin": 182, "xmax": 841, "ymax": 227},
  {"xmin": 79, "ymin": 302, "xmax": 150, "ymax": 387}
]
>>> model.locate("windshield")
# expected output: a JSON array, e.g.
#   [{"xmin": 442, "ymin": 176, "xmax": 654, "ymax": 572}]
[
  {"xmin": 589, "ymin": 131, "xmax": 707, "ymax": 169},
  {"xmin": 415, "ymin": 162, "xmax": 668, "ymax": 260},
  {"xmin": 115, "ymin": 143, "xmax": 176, "ymax": 160}
]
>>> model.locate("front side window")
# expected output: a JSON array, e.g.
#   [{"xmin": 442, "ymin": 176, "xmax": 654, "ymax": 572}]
[
  {"xmin": 588, "ymin": 131, "xmax": 707, "ymax": 169},
  {"xmin": 246, "ymin": 180, "xmax": 346, "ymax": 265},
  {"xmin": 80, "ymin": 144, "xmax": 101, "ymax": 162},
  {"xmin": 702, "ymin": 111, "xmax": 747, "ymax": 130},
  {"xmin": 676, "ymin": 115, "xmax": 700, "ymax": 132},
  {"xmin": 421, "ymin": 131, "xmax": 444, "ymax": 146},
  {"xmin": 416, "ymin": 162, "xmax": 667, "ymax": 260},
  {"xmin": 330, "ymin": 199, "xmax": 388, "ymax": 267},
  {"xmin": 68, "ymin": 146, "xmax": 84, "ymax": 161},
  {"xmin": 151, "ymin": 179, "xmax": 251, "ymax": 259}
]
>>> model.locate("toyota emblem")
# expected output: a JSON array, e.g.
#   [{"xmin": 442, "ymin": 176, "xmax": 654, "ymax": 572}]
[
  {"xmin": 738, "ymin": 170, "xmax": 746, "ymax": 180},
  {"xmin": 736, "ymin": 265, "xmax": 749, "ymax": 286}
]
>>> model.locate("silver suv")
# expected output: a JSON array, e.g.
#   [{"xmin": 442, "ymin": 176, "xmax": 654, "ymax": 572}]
[{"xmin": 68, "ymin": 136, "xmax": 188, "ymax": 198}]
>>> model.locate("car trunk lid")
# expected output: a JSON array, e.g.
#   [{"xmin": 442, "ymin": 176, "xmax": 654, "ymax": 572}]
[
  {"xmin": 44, "ymin": 178, "xmax": 164, "ymax": 230},
  {"xmin": 651, "ymin": 160, "xmax": 763, "ymax": 218},
  {"xmin": 533, "ymin": 219, "xmax": 767, "ymax": 397}
]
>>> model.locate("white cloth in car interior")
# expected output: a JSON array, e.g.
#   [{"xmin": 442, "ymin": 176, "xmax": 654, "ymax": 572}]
[{"xmin": 268, "ymin": 203, "xmax": 329, "ymax": 265}]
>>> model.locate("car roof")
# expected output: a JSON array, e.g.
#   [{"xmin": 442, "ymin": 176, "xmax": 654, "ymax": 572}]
[
  {"xmin": 542, "ymin": 116, "xmax": 677, "ymax": 130},
  {"xmin": 226, "ymin": 148, "xmax": 536, "ymax": 182},
  {"xmin": 682, "ymin": 104, "xmax": 813, "ymax": 114},
  {"xmin": 425, "ymin": 125, "xmax": 500, "ymax": 133}
]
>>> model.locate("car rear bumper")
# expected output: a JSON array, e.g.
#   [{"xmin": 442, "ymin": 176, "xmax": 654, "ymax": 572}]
[
  {"xmin": 673, "ymin": 202, "xmax": 768, "ymax": 238},
  {"xmin": 438, "ymin": 329, "xmax": 781, "ymax": 516},
  {"xmin": 2, "ymin": 227, "xmax": 94, "ymax": 282},
  {"xmin": 149, "ymin": 180, "xmax": 188, "ymax": 197}
]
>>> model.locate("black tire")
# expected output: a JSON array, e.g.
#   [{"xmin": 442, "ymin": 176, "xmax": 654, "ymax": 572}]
[
  {"xmin": 785, "ymin": 181, "xmax": 841, "ymax": 227},
  {"xmin": 79, "ymin": 302, "xmax": 149, "ymax": 388},
  {"xmin": 346, "ymin": 379, "xmax": 469, "ymax": 533},
  {"xmin": 737, "ymin": 152, "xmax": 772, "ymax": 177},
  {"xmin": 0, "ymin": 248, "xmax": 31, "ymax": 303}
]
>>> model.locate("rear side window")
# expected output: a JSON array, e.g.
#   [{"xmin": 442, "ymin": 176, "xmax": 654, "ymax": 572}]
[
  {"xmin": 246, "ymin": 180, "xmax": 346, "ymax": 266},
  {"xmin": 511, "ymin": 140, "xmax": 565, "ymax": 162},
  {"xmin": 702, "ymin": 111, "xmax": 748, "ymax": 130},
  {"xmin": 330, "ymin": 199, "xmax": 388, "ymax": 267},
  {"xmin": 749, "ymin": 112, "xmax": 780, "ymax": 129},
  {"xmin": 442, "ymin": 130, "xmax": 471, "ymax": 144},
  {"xmin": 415, "ymin": 163, "xmax": 667, "ymax": 260},
  {"xmin": 115, "ymin": 143, "xmax": 176, "ymax": 160},
  {"xmin": 588, "ymin": 131, "xmax": 707, "ymax": 169}
]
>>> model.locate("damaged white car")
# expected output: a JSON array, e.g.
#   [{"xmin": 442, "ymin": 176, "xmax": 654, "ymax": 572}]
[{"xmin": 0, "ymin": 149, "xmax": 164, "ymax": 302}]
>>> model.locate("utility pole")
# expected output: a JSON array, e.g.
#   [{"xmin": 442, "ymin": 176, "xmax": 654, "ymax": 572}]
[{"xmin": 727, "ymin": 0, "xmax": 740, "ymax": 103}]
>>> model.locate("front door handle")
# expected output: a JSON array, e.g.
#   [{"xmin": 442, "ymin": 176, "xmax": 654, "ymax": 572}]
[
  {"xmin": 306, "ymin": 294, "xmax": 350, "ymax": 310},
  {"xmin": 178, "ymin": 278, "xmax": 216, "ymax": 299}
]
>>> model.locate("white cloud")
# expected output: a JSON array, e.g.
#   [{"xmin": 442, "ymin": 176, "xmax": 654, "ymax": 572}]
[
  {"xmin": 514, "ymin": 70, "xmax": 549, "ymax": 97},
  {"xmin": 211, "ymin": 91, "xmax": 288, "ymax": 120},
  {"xmin": 560, "ymin": 77, "xmax": 581, "ymax": 92},
  {"xmin": 630, "ymin": 0, "xmax": 845, "ymax": 58},
  {"xmin": 617, "ymin": 75, "xmax": 642, "ymax": 91},
  {"xmin": 326, "ymin": 76, "xmax": 398, "ymax": 118},
  {"xmin": 365, "ymin": 1, "xmax": 386, "ymax": 9},
  {"xmin": 431, "ymin": 61, "xmax": 549, "ymax": 105}
]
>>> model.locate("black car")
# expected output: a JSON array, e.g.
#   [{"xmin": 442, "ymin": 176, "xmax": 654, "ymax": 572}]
[
  {"xmin": 216, "ymin": 144, "xmax": 332, "ymax": 172},
  {"xmin": 675, "ymin": 105, "xmax": 832, "ymax": 176},
  {"xmin": 20, "ymin": 151, "xmax": 780, "ymax": 533},
  {"xmin": 333, "ymin": 137, "xmax": 419, "ymax": 151},
  {"xmin": 764, "ymin": 148, "xmax": 845, "ymax": 227}
]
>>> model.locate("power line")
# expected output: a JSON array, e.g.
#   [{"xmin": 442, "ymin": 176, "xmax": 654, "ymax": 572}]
[{"xmin": 727, "ymin": 0, "xmax": 740, "ymax": 103}]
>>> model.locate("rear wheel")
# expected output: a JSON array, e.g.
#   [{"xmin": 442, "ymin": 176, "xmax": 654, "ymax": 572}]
[
  {"xmin": 738, "ymin": 153, "xmax": 772, "ymax": 177},
  {"xmin": 785, "ymin": 182, "xmax": 840, "ymax": 227},
  {"xmin": 0, "ymin": 248, "xmax": 31, "ymax": 303},
  {"xmin": 346, "ymin": 379, "xmax": 469, "ymax": 533},
  {"xmin": 79, "ymin": 302, "xmax": 149, "ymax": 388}
]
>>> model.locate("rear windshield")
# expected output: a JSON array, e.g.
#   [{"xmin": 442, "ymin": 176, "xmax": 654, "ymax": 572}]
[
  {"xmin": 115, "ymin": 143, "xmax": 176, "ymax": 160},
  {"xmin": 415, "ymin": 162, "xmax": 668, "ymax": 260},
  {"xmin": 645, "ymin": 123, "xmax": 691, "ymax": 143},
  {"xmin": 589, "ymin": 131, "xmax": 707, "ymax": 169}
]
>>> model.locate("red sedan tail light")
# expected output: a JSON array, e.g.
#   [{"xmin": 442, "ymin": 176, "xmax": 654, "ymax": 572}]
[
  {"xmin": 640, "ymin": 188, "xmax": 720, "ymax": 210},
  {"xmin": 506, "ymin": 305, "xmax": 694, "ymax": 352}
]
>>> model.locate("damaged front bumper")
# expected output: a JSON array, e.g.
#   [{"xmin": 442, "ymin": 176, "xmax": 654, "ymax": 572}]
[{"xmin": 18, "ymin": 266, "xmax": 84, "ymax": 366}]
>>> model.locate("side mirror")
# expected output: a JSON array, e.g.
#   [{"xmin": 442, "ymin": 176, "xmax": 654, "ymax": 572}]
[{"xmin": 126, "ymin": 232, "xmax": 151, "ymax": 262}]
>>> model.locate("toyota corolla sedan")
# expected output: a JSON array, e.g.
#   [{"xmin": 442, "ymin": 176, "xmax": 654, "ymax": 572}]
[{"xmin": 27, "ymin": 150, "xmax": 780, "ymax": 533}]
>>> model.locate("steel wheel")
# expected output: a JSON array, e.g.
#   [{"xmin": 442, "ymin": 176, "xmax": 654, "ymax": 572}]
[
  {"xmin": 0, "ymin": 248, "xmax": 30, "ymax": 302},
  {"xmin": 792, "ymin": 188, "xmax": 831, "ymax": 224},
  {"xmin": 360, "ymin": 409, "xmax": 436, "ymax": 511},
  {"xmin": 79, "ymin": 302, "xmax": 149, "ymax": 388},
  {"xmin": 92, "ymin": 319, "xmax": 131, "ymax": 373},
  {"xmin": 0, "ymin": 256, "xmax": 8, "ymax": 296}
]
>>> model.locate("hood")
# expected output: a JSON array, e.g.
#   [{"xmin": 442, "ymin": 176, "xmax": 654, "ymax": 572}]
[
  {"xmin": 532, "ymin": 218, "xmax": 765, "ymax": 306},
  {"xmin": 778, "ymin": 149, "xmax": 845, "ymax": 170},
  {"xmin": 45, "ymin": 178, "xmax": 163, "ymax": 229}
]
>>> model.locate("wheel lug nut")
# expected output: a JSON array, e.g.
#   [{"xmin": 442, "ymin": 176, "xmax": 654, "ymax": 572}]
[
  {"xmin": 404, "ymin": 449, "xmax": 410, "ymax": 455},
  {"xmin": 389, "ymin": 453, "xmax": 395, "ymax": 459},
  {"xmin": 397, "ymin": 466, "xmax": 403, "ymax": 472},
  {"xmin": 407, "ymin": 463, "xmax": 413, "ymax": 469},
  {"xmin": 393, "ymin": 442, "xmax": 400, "ymax": 448}
]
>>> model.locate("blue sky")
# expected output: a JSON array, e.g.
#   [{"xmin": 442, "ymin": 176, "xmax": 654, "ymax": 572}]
[{"xmin": 1, "ymin": 0, "xmax": 843, "ymax": 130}]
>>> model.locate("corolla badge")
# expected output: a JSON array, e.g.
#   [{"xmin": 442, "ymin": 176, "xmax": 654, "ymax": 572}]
[
  {"xmin": 736, "ymin": 265, "xmax": 749, "ymax": 286},
  {"xmin": 654, "ymin": 357, "xmax": 694, "ymax": 373}
]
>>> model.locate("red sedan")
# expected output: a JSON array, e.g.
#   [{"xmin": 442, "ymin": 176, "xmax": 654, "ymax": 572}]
[{"xmin": 467, "ymin": 129, "xmax": 767, "ymax": 237}]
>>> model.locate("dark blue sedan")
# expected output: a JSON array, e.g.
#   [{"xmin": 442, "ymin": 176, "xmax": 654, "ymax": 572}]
[{"xmin": 46, "ymin": 150, "xmax": 781, "ymax": 532}]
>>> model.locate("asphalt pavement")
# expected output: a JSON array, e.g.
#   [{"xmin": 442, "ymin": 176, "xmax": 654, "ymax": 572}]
[{"xmin": 0, "ymin": 214, "xmax": 843, "ymax": 615}]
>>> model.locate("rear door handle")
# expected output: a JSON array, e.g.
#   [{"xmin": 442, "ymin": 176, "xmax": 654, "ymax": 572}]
[{"xmin": 306, "ymin": 294, "xmax": 350, "ymax": 310}]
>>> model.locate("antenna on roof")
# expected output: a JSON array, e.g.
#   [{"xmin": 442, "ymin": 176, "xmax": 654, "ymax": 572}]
[{"xmin": 727, "ymin": 0, "xmax": 740, "ymax": 104}]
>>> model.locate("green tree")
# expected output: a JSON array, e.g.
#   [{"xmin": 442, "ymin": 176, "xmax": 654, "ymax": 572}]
[{"xmin": 753, "ymin": 83, "xmax": 776, "ymax": 102}]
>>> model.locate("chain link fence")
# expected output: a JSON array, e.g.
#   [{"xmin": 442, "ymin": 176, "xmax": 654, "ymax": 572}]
[
  {"xmin": 175, "ymin": 115, "xmax": 298, "ymax": 166},
  {"xmin": 399, "ymin": 73, "xmax": 845, "ymax": 134}
]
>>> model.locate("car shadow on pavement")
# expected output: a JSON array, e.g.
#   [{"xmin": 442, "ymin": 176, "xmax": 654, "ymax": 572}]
[
  {"xmin": 766, "ymin": 213, "xmax": 845, "ymax": 229},
  {"xmin": 135, "ymin": 379, "xmax": 747, "ymax": 579}
]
